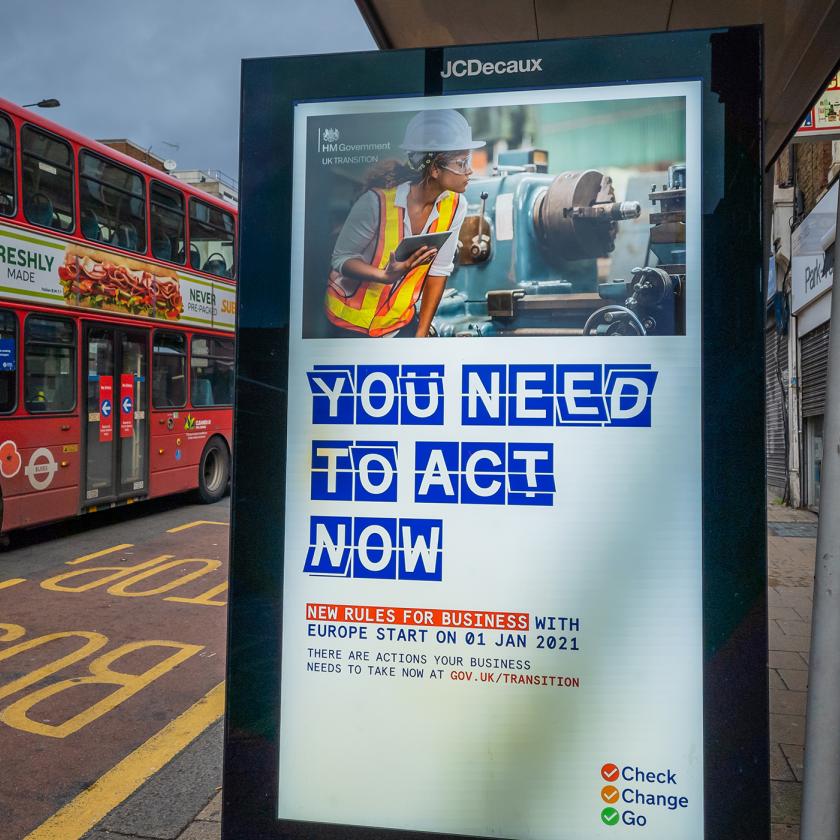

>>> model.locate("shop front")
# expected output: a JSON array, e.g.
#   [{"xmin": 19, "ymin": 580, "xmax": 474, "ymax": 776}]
[{"xmin": 791, "ymin": 180, "xmax": 836, "ymax": 511}]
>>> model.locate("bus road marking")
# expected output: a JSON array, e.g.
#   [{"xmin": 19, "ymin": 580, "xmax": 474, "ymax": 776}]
[
  {"xmin": 166, "ymin": 520, "xmax": 228, "ymax": 533},
  {"xmin": 165, "ymin": 582, "xmax": 228, "ymax": 607},
  {"xmin": 0, "ymin": 578, "xmax": 26, "ymax": 589},
  {"xmin": 0, "ymin": 627, "xmax": 204, "ymax": 738},
  {"xmin": 0, "ymin": 623, "xmax": 26, "ymax": 642},
  {"xmin": 66, "ymin": 544, "xmax": 134, "ymax": 566},
  {"xmin": 22, "ymin": 681, "xmax": 225, "ymax": 840},
  {"xmin": 39, "ymin": 554, "xmax": 227, "ymax": 606}
]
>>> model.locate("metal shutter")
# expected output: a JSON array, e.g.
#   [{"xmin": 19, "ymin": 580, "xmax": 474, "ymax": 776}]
[
  {"xmin": 765, "ymin": 325, "xmax": 788, "ymax": 496},
  {"xmin": 801, "ymin": 321, "xmax": 831, "ymax": 418}
]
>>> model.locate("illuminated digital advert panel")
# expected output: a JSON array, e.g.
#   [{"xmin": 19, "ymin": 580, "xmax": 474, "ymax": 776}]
[{"xmin": 226, "ymin": 27, "xmax": 766, "ymax": 840}]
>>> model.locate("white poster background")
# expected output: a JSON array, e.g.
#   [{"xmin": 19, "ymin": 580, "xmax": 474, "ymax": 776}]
[{"xmin": 279, "ymin": 81, "xmax": 703, "ymax": 840}]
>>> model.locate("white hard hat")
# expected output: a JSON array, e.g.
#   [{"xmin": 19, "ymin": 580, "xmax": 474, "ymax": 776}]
[{"xmin": 399, "ymin": 109, "xmax": 485, "ymax": 152}]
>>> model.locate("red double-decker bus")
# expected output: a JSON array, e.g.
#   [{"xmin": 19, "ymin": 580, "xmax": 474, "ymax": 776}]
[{"xmin": 0, "ymin": 98, "xmax": 237, "ymax": 539}]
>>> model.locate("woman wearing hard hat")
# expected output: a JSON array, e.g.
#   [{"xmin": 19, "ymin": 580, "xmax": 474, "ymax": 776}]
[{"xmin": 326, "ymin": 109, "xmax": 483, "ymax": 337}]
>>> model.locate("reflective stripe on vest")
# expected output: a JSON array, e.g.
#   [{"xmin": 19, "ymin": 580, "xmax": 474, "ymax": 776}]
[{"xmin": 325, "ymin": 187, "xmax": 459, "ymax": 336}]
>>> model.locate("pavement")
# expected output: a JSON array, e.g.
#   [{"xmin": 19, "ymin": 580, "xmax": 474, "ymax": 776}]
[
  {"xmin": 40, "ymin": 495, "xmax": 818, "ymax": 840},
  {"xmin": 767, "ymin": 496, "xmax": 819, "ymax": 840}
]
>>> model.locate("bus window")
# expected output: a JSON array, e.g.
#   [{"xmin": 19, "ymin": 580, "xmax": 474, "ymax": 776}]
[
  {"xmin": 153, "ymin": 331, "xmax": 186, "ymax": 408},
  {"xmin": 0, "ymin": 113, "xmax": 14, "ymax": 217},
  {"xmin": 151, "ymin": 181, "xmax": 185, "ymax": 264},
  {"xmin": 79, "ymin": 151, "xmax": 146, "ymax": 253},
  {"xmin": 24, "ymin": 315, "xmax": 75, "ymax": 413},
  {"xmin": 0, "ymin": 309, "xmax": 16, "ymax": 413},
  {"xmin": 189, "ymin": 198, "xmax": 235, "ymax": 279},
  {"xmin": 21, "ymin": 126, "xmax": 74, "ymax": 232},
  {"xmin": 190, "ymin": 336, "xmax": 233, "ymax": 406}
]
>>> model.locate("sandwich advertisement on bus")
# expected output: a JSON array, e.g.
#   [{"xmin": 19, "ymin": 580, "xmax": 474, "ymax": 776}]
[
  {"xmin": 0, "ymin": 221, "xmax": 236, "ymax": 331},
  {"xmin": 228, "ymin": 30, "xmax": 766, "ymax": 840}
]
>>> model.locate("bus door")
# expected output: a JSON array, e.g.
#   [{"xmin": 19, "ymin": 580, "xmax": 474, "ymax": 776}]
[{"xmin": 83, "ymin": 325, "xmax": 148, "ymax": 505}]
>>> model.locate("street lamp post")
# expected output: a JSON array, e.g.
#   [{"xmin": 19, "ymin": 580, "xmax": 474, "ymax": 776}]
[{"xmin": 21, "ymin": 99, "xmax": 60, "ymax": 109}]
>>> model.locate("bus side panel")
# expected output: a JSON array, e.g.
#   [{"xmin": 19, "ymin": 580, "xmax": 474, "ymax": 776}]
[
  {"xmin": 0, "ymin": 417, "xmax": 82, "ymax": 531},
  {"xmin": 148, "ymin": 409, "xmax": 232, "ymax": 498}
]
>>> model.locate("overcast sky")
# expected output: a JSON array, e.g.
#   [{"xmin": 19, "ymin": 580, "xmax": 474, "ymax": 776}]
[{"xmin": 1, "ymin": 0, "xmax": 376, "ymax": 180}]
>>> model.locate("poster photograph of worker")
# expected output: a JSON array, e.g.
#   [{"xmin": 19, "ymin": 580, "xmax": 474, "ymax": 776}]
[{"xmin": 293, "ymin": 85, "xmax": 688, "ymax": 339}]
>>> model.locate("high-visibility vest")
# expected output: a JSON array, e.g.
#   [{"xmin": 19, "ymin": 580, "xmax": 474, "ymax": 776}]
[{"xmin": 325, "ymin": 186, "xmax": 459, "ymax": 337}]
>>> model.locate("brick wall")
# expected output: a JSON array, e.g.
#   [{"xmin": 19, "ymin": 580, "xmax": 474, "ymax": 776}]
[{"xmin": 794, "ymin": 141, "xmax": 834, "ymax": 214}]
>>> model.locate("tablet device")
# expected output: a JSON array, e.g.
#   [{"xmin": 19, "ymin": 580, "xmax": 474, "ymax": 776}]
[{"xmin": 392, "ymin": 231, "xmax": 452, "ymax": 262}]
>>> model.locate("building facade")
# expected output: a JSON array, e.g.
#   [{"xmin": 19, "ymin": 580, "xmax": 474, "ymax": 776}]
[{"xmin": 768, "ymin": 139, "xmax": 840, "ymax": 510}]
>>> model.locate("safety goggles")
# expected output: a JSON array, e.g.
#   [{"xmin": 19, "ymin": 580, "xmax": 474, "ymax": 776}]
[{"xmin": 438, "ymin": 154, "xmax": 473, "ymax": 175}]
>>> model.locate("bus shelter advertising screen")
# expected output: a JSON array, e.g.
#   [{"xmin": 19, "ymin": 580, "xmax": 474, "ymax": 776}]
[
  {"xmin": 290, "ymin": 85, "xmax": 700, "ymax": 835},
  {"xmin": 227, "ymin": 29, "xmax": 767, "ymax": 840}
]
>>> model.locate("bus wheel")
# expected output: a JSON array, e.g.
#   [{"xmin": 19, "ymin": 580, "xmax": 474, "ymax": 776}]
[{"xmin": 198, "ymin": 438, "xmax": 230, "ymax": 504}]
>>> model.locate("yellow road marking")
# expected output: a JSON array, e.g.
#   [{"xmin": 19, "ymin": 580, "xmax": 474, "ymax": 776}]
[
  {"xmin": 66, "ymin": 544, "xmax": 134, "ymax": 566},
  {"xmin": 23, "ymin": 681, "xmax": 225, "ymax": 840},
  {"xmin": 166, "ymin": 520, "xmax": 228, "ymax": 533},
  {"xmin": 0, "ymin": 578, "xmax": 26, "ymax": 589},
  {"xmin": 166, "ymin": 582, "xmax": 228, "ymax": 606}
]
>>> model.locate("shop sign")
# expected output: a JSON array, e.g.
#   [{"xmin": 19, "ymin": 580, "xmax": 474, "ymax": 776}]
[
  {"xmin": 796, "ymin": 73, "xmax": 840, "ymax": 141},
  {"xmin": 792, "ymin": 181, "xmax": 837, "ymax": 314}
]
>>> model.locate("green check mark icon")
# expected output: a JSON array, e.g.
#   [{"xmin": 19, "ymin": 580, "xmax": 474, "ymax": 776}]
[{"xmin": 601, "ymin": 807, "xmax": 620, "ymax": 826}]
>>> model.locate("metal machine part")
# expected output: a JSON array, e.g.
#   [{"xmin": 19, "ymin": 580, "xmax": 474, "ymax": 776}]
[
  {"xmin": 456, "ymin": 212, "xmax": 492, "ymax": 266},
  {"xmin": 586, "ymin": 267, "xmax": 681, "ymax": 335},
  {"xmin": 648, "ymin": 163, "xmax": 686, "ymax": 266},
  {"xmin": 432, "ymin": 151, "xmax": 684, "ymax": 337},
  {"xmin": 533, "ymin": 170, "xmax": 641, "ymax": 262},
  {"xmin": 583, "ymin": 304, "xmax": 648, "ymax": 336}
]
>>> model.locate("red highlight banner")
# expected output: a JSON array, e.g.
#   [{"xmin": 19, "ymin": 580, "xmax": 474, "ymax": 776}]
[
  {"xmin": 306, "ymin": 603, "xmax": 529, "ymax": 630},
  {"xmin": 99, "ymin": 375, "xmax": 113, "ymax": 443},
  {"xmin": 120, "ymin": 373, "xmax": 134, "ymax": 438}
]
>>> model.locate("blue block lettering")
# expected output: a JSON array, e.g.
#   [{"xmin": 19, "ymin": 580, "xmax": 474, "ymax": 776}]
[
  {"xmin": 459, "ymin": 363, "xmax": 657, "ymax": 427},
  {"xmin": 304, "ymin": 516, "xmax": 352, "ymax": 575},
  {"xmin": 461, "ymin": 364, "xmax": 506, "ymax": 426},
  {"xmin": 399, "ymin": 365, "xmax": 444, "ymax": 425},
  {"xmin": 304, "ymin": 516, "xmax": 442, "ymax": 581},
  {"xmin": 308, "ymin": 367, "xmax": 355, "ymax": 425},
  {"xmin": 604, "ymin": 365, "xmax": 658, "ymax": 427},
  {"xmin": 460, "ymin": 442, "xmax": 506, "ymax": 505},
  {"xmin": 508, "ymin": 365, "xmax": 554, "ymax": 426},
  {"xmin": 556, "ymin": 364, "xmax": 607, "ymax": 424},
  {"xmin": 311, "ymin": 440, "xmax": 398, "ymax": 502},
  {"xmin": 415, "ymin": 442, "xmax": 459, "ymax": 504}
]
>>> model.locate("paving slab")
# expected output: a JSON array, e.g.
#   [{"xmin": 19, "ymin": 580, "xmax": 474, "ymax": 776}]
[
  {"xmin": 196, "ymin": 791, "xmax": 222, "ymax": 822},
  {"xmin": 770, "ymin": 651, "xmax": 809, "ymax": 671},
  {"xmin": 778, "ymin": 669, "xmax": 809, "ymax": 691},
  {"xmin": 176, "ymin": 823, "xmax": 221, "ymax": 840},
  {"xmin": 780, "ymin": 743, "xmax": 805, "ymax": 783},
  {"xmin": 771, "ymin": 742, "xmax": 796, "ymax": 782},
  {"xmin": 769, "ymin": 668, "xmax": 787, "ymax": 689},
  {"xmin": 771, "ymin": 780, "xmax": 803, "ymax": 825},
  {"xmin": 770, "ymin": 689, "xmax": 807, "ymax": 716}
]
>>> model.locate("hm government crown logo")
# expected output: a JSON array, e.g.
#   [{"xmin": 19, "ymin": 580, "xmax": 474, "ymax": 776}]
[{"xmin": 322, "ymin": 128, "xmax": 340, "ymax": 143}]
